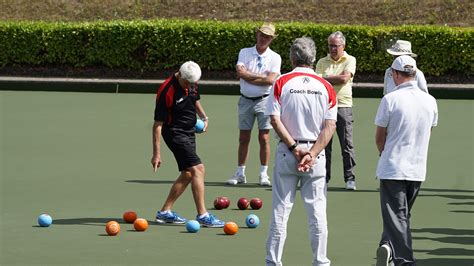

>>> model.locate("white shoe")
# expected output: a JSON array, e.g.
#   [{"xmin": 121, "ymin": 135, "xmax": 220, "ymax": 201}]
[
  {"xmin": 345, "ymin": 180, "xmax": 356, "ymax": 190},
  {"xmin": 259, "ymin": 174, "xmax": 271, "ymax": 186},
  {"xmin": 227, "ymin": 173, "xmax": 246, "ymax": 185},
  {"xmin": 376, "ymin": 244, "xmax": 392, "ymax": 266}
]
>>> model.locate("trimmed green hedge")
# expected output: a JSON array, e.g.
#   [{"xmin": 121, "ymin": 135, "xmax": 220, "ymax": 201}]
[{"xmin": 0, "ymin": 20, "xmax": 472, "ymax": 76}]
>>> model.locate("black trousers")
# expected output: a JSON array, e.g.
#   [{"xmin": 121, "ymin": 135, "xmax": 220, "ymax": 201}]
[
  {"xmin": 379, "ymin": 180, "xmax": 421, "ymax": 266},
  {"xmin": 325, "ymin": 107, "xmax": 356, "ymax": 182}
]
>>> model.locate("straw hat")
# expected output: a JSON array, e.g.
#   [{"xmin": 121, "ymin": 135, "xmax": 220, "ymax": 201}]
[{"xmin": 257, "ymin": 22, "xmax": 277, "ymax": 37}]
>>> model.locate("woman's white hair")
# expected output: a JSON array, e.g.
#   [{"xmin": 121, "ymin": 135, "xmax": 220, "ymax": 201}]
[{"xmin": 179, "ymin": 61, "xmax": 202, "ymax": 83}]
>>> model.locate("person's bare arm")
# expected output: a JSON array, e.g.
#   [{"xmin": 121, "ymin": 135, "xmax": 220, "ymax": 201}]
[
  {"xmin": 195, "ymin": 100, "xmax": 209, "ymax": 132},
  {"xmin": 236, "ymin": 65, "xmax": 278, "ymax": 86},
  {"xmin": 375, "ymin": 126, "xmax": 387, "ymax": 155},
  {"xmin": 151, "ymin": 121, "xmax": 163, "ymax": 172},
  {"xmin": 299, "ymin": 119, "xmax": 337, "ymax": 172},
  {"xmin": 324, "ymin": 70, "xmax": 352, "ymax": 85}
]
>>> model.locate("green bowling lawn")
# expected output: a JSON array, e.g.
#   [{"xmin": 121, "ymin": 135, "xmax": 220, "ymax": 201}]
[{"xmin": 1, "ymin": 91, "xmax": 472, "ymax": 265}]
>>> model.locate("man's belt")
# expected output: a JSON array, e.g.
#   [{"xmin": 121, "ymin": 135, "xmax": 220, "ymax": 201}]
[
  {"xmin": 241, "ymin": 94, "xmax": 270, "ymax": 100},
  {"xmin": 280, "ymin": 140, "xmax": 317, "ymax": 144}
]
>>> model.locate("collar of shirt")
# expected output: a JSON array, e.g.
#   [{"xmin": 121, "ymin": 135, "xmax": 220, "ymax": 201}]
[
  {"xmin": 291, "ymin": 66, "xmax": 316, "ymax": 74},
  {"xmin": 393, "ymin": 80, "xmax": 418, "ymax": 92},
  {"xmin": 252, "ymin": 45, "xmax": 272, "ymax": 57},
  {"xmin": 326, "ymin": 51, "xmax": 348, "ymax": 63}
]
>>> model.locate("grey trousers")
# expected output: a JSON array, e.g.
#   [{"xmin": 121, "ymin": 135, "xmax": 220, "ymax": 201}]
[
  {"xmin": 325, "ymin": 107, "xmax": 356, "ymax": 182},
  {"xmin": 379, "ymin": 180, "xmax": 421, "ymax": 266}
]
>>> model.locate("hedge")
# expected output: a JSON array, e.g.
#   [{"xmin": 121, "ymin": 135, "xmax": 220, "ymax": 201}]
[{"xmin": 0, "ymin": 20, "xmax": 472, "ymax": 76}]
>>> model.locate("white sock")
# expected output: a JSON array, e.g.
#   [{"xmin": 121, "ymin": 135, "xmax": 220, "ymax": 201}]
[
  {"xmin": 159, "ymin": 210, "xmax": 171, "ymax": 214},
  {"xmin": 260, "ymin": 165, "xmax": 268, "ymax": 176},
  {"xmin": 236, "ymin": 165, "xmax": 246, "ymax": 176},
  {"xmin": 198, "ymin": 212, "xmax": 209, "ymax": 219}
]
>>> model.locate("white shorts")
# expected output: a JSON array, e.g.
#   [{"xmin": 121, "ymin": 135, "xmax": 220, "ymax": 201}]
[{"xmin": 238, "ymin": 96, "xmax": 272, "ymax": 130}]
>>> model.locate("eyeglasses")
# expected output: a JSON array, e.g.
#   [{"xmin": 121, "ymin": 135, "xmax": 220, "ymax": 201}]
[{"xmin": 328, "ymin": 44, "xmax": 343, "ymax": 49}]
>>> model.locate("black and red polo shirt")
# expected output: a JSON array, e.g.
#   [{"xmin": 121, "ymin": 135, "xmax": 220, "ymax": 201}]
[{"xmin": 154, "ymin": 74, "xmax": 200, "ymax": 132}]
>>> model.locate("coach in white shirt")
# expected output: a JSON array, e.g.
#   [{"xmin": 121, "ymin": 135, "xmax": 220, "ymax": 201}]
[
  {"xmin": 374, "ymin": 55, "xmax": 438, "ymax": 266},
  {"xmin": 265, "ymin": 37, "xmax": 337, "ymax": 266},
  {"xmin": 383, "ymin": 40, "xmax": 428, "ymax": 95}
]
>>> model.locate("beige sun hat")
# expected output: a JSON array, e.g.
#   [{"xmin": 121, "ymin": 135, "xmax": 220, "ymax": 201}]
[
  {"xmin": 387, "ymin": 40, "xmax": 417, "ymax": 57},
  {"xmin": 257, "ymin": 22, "xmax": 277, "ymax": 37}
]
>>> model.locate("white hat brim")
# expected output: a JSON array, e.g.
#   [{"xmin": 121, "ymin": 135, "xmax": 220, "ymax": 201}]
[{"xmin": 387, "ymin": 48, "xmax": 417, "ymax": 57}]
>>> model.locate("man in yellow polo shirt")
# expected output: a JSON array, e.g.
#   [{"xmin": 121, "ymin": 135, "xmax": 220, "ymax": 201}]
[{"xmin": 316, "ymin": 31, "xmax": 357, "ymax": 190}]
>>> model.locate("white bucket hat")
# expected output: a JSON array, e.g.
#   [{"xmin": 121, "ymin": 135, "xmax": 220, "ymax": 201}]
[{"xmin": 387, "ymin": 40, "xmax": 417, "ymax": 57}]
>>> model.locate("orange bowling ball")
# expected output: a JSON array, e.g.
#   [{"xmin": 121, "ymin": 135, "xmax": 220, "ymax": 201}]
[
  {"xmin": 105, "ymin": 221, "xmax": 120, "ymax": 236},
  {"xmin": 123, "ymin": 211, "xmax": 137, "ymax": 223},
  {"xmin": 223, "ymin": 222, "xmax": 238, "ymax": 235},
  {"xmin": 134, "ymin": 218, "xmax": 148, "ymax": 231}
]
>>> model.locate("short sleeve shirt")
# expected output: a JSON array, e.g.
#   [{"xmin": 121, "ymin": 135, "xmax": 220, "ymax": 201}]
[
  {"xmin": 315, "ymin": 52, "xmax": 356, "ymax": 107},
  {"xmin": 237, "ymin": 46, "xmax": 282, "ymax": 97},
  {"xmin": 154, "ymin": 74, "xmax": 200, "ymax": 132},
  {"xmin": 265, "ymin": 67, "xmax": 337, "ymax": 141},
  {"xmin": 374, "ymin": 81, "xmax": 438, "ymax": 181},
  {"xmin": 384, "ymin": 67, "xmax": 428, "ymax": 95}
]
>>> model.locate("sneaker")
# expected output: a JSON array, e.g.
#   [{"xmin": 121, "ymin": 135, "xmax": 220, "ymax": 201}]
[
  {"xmin": 227, "ymin": 173, "xmax": 247, "ymax": 185},
  {"xmin": 196, "ymin": 213, "xmax": 225, "ymax": 228},
  {"xmin": 376, "ymin": 244, "xmax": 391, "ymax": 266},
  {"xmin": 259, "ymin": 174, "xmax": 271, "ymax": 186},
  {"xmin": 155, "ymin": 211, "xmax": 187, "ymax": 224},
  {"xmin": 346, "ymin": 180, "xmax": 356, "ymax": 190}
]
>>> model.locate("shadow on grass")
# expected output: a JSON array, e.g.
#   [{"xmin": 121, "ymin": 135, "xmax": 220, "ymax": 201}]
[
  {"xmin": 415, "ymin": 248, "xmax": 474, "ymax": 256},
  {"xmin": 412, "ymin": 228, "xmax": 474, "ymax": 236},
  {"xmin": 448, "ymin": 201, "xmax": 474, "ymax": 206},
  {"xmin": 412, "ymin": 236, "xmax": 473, "ymax": 245},
  {"xmin": 415, "ymin": 258, "xmax": 474, "ymax": 265},
  {"xmin": 126, "ymin": 179, "xmax": 378, "ymax": 192},
  {"xmin": 52, "ymin": 217, "xmax": 123, "ymax": 226},
  {"xmin": 126, "ymin": 179, "xmax": 267, "ymax": 188},
  {"xmin": 421, "ymin": 188, "xmax": 474, "ymax": 193},
  {"xmin": 418, "ymin": 194, "xmax": 474, "ymax": 200}
]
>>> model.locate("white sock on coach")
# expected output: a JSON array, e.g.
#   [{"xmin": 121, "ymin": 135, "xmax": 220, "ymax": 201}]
[
  {"xmin": 237, "ymin": 165, "xmax": 246, "ymax": 176},
  {"xmin": 260, "ymin": 165, "xmax": 268, "ymax": 176}
]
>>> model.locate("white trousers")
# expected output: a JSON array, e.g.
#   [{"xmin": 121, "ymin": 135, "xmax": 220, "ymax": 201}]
[{"xmin": 265, "ymin": 142, "xmax": 330, "ymax": 266}]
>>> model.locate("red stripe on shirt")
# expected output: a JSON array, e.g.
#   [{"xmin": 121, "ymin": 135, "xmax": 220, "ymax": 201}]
[{"xmin": 275, "ymin": 72, "xmax": 337, "ymax": 109}]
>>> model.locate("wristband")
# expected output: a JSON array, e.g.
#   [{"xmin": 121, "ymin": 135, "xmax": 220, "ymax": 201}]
[
  {"xmin": 200, "ymin": 116, "xmax": 208, "ymax": 121},
  {"xmin": 288, "ymin": 143, "xmax": 297, "ymax": 151}
]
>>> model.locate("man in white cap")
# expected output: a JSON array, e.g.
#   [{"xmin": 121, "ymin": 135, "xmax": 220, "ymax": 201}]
[
  {"xmin": 384, "ymin": 40, "xmax": 428, "ymax": 95},
  {"xmin": 151, "ymin": 61, "xmax": 225, "ymax": 228},
  {"xmin": 374, "ymin": 55, "xmax": 438, "ymax": 266},
  {"xmin": 227, "ymin": 22, "xmax": 282, "ymax": 186}
]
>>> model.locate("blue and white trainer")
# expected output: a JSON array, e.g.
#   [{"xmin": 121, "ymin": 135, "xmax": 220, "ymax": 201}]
[
  {"xmin": 196, "ymin": 213, "xmax": 225, "ymax": 228},
  {"xmin": 155, "ymin": 211, "xmax": 187, "ymax": 224}
]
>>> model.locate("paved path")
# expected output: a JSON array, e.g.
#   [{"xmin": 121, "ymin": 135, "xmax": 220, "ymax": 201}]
[
  {"xmin": 0, "ymin": 76, "xmax": 473, "ymax": 89},
  {"xmin": 1, "ymin": 76, "xmax": 473, "ymax": 99}
]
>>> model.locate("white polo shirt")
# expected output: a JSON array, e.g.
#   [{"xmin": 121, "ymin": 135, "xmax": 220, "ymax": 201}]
[
  {"xmin": 384, "ymin": 67, "xmax": 428, "ymax": 95},
  {"xmin": 265, "ymin": 67, "xmax": 337, "ymax": 141},
  {"xmin": 375, "ymin": 80, "xmax": 438, "ymax": 181},
  {"xmin": 237, "ymin": 46, "xmax": 281, "ymax": 97}
]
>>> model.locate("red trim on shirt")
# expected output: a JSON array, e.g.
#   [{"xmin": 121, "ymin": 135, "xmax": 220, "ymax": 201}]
[
  {"xmin": 156, "ymin": 76, "xmax": 172, "ymax": 100},
  {"xmin": 275, "ymin": 72, "xmax": 337, "ymax": 108},
  {"xmin": 307, "ymin": 74, "xmax": 337, "ymax": 109}
]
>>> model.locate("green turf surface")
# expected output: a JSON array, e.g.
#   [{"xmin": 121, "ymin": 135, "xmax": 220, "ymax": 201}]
[{"xmin": 1, "ymin": 91, "xmax": 473, "ymax": 265}]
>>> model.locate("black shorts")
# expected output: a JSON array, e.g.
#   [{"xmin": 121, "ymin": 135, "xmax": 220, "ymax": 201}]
[{"xmin": 162, "ymin": 128, "xmax": 202, "ymax": 171}]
